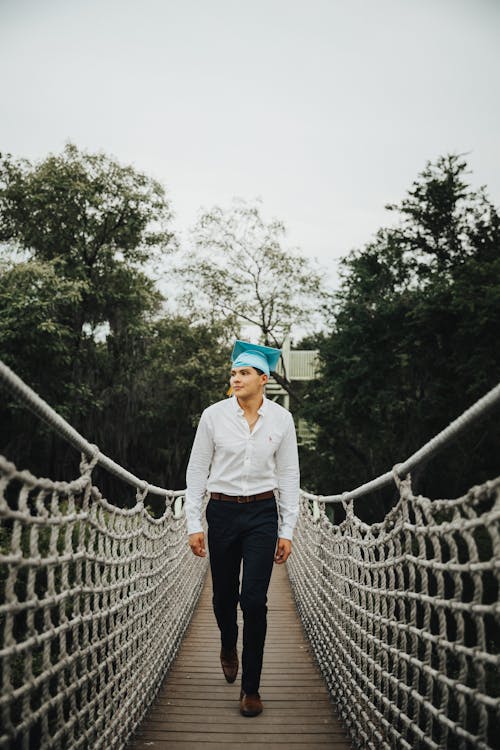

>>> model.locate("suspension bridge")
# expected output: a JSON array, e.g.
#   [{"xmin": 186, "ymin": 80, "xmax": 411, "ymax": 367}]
[{"xmin": 0, "ymin": 360, "xmax": 499, "ymax": 750}]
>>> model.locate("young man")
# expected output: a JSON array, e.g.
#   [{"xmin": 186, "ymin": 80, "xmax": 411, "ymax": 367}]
[{"xmin": 185, "ymin": 340, "xmax": 300, "ymax": 717}]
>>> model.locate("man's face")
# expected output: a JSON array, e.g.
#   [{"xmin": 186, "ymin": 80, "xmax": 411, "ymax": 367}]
[{"xmin": 230, "ymin": 366, "xmax": 268, "ymax": 399}]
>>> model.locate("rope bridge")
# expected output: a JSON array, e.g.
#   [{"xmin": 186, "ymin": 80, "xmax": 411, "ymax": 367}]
[{"xmin": 0, "ymin": 360, "xmax": 499, "ymax": 749}]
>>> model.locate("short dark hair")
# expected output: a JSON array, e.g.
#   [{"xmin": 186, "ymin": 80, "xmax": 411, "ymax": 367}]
[{"xmin": 252, "ymin": 367, "xmax": 265, "ymax": 376}]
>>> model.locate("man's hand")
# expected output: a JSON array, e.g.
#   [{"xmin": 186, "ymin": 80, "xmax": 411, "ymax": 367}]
[
  {"xmin": 188, "ymin": 532, "xmax": 206, "ymax": 557},
  {"xmin": 274, "ymin": 537, "xmax": 292, "ymax": 564}
]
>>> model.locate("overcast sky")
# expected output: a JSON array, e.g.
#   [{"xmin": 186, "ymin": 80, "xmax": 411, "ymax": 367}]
[{"xmin": 1, "ymin": 0, "xmax": 499, "ymax": 287}]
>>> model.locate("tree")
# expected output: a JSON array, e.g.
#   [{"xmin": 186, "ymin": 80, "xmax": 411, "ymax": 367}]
[
  {"xmin": 0, "ymin": 144, "xmax": 175, "ymax": 488},
  {"xmin": 0, "ymin": 143, "xmax": 174, "ymax": 414},
  {"xmin": 0, "ymin": 260, "xmax": 231, "ymax": 505},
  {"xmin": 0, "ymin": 145, "xmax": 236, "ymax": 507},
  {"xmin": 0, "ymin": 142, "xmax": 173, "ymax": 266},
  {"xmin": 175, "ymin": 198, "xmax": 325, "ymax": 365},
  {"xmin": 301, "ymin": 155, "xmax": 500, "ymax": 519},
  {"xmin": 0, "ymin": 258, "xmax": 84, "ymax": 392},
  {"xmin": 0, "ymin": 143, "xmax": 174, "ymax": 334},
  {"xmin": 0, "ymin": 258, "xmax": 88, "ymax": 478},
  {"xmin": 128, "ymin": 316, "xmax": 231, "ymax": 491}
]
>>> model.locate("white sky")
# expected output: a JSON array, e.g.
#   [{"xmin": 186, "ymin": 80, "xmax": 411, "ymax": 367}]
[{"xmin": 1, "ymin": 0, "xmax": 499, "ymax": 289}]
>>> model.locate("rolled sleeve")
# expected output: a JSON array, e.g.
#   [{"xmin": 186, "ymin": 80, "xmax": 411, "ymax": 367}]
[
  {"xmin": 185, "ymin": 411, "xmax": 214, "ymax": 535},
  {"xmin": 275, "ymin": 413, "xmax": 300, "ymax": 540}
]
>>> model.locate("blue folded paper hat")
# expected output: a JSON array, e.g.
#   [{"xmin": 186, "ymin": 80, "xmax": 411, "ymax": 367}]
[{"xmin": 231, "ymin": 340, "xmax": 281, "ymax": 376}]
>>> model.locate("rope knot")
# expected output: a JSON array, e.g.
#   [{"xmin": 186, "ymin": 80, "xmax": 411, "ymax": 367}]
[
  {"xmin": 392, "ymin": 463, "xmax": 413, "ymax": 497},
  {"xmin": 392, "ymin": 463, "xmax": 405, "ymax": 489},
  {"xmin": 136, "ymin": 483, "xmax": 150, "ymax": 505},
  {"xmin": 341, "ymin": 491, "xmax": 354, "ymax": 517},
  {"xmin": 79, "ymin": 444, "xmax": 100, "ymax": 477}
]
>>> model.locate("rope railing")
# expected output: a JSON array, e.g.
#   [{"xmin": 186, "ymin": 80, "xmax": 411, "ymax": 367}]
[
  {"xmin": 292, "ymin": 383, "xmax": 499, "ymax": 749},
  {"xmin": 2, "ymin": 357, "xmax": 498, "ymax": 505},
  {"xmin": 289, "ymin": 476, "xmax": 500, "ymax": 748},
  {"xmin": 301, "ymin": 381, "xmax": 500, "ymax": 503},
  {"xmin": 0, "ymin": 360, "xmax": 182, "ymax": 499},
  {"xmin": 0, "ymin": 455, "xmax": 208, "ymax": 750},
  {"xmin": 0, "ymin": 360, "xmax": 209, "ymax": 749}
]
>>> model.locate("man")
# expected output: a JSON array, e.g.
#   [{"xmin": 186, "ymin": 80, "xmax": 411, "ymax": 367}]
[{"xmin": 185, "ymin": 340, "xmax": 300, "ymax": 717}]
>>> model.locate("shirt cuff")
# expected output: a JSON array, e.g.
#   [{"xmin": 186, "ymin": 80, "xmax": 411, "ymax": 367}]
[
  {"xmin": 186, "ymin": 521, "xmax": 204, "ymax": 535},
  {"xmin": 278, "ymin": 525, "xmax": 294, "ymax": 541}
]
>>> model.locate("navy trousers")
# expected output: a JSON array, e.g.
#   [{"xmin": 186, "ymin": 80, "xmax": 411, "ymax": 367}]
[{"xmin": 205, "ymin": 496, "xmax": 278, "ymax": 694}]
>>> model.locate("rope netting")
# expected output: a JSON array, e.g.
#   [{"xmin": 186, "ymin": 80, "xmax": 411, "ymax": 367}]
[
  {"xmin": 0, "ymin": 453, "xmax": 208, "ymax": 750},
  {"xmin": 287, "ymin": 473, "xmax": 500, "ymax": 750}
]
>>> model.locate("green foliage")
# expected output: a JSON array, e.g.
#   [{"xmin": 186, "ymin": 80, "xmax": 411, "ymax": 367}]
[
  {"xmin": 0, "ymin": 143, "xmax": 173, "ymax": 341},
  {"xmin": 175, "ymin": 198, "xmax": 325, "ymax": 347},
  {"xmin": 86, "ymin": 315, "xmax": 230, "ymax": 509},
  {"xmin": 1, "ymin": 145, "xmax": 498, "ymax": 524},
  {"xmin": 0, "ymin": 142, "xmax": 173, "ymax": 271},
  {"xmin": 0, "ymin": 145, "xmax": 231, "ymax": 509},
  {"xmin": 0, "ymin": 259, "xmax": 83, "ymax": 399},
  {"xmin": 301, "ymin": 155, "xmax": 500, "ymax": 518}
]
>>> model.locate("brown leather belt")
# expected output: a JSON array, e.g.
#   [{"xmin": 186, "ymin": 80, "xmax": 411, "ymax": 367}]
[{"xmin": 210, "ymin": 491, "xmax": 275, "ymax": 504}]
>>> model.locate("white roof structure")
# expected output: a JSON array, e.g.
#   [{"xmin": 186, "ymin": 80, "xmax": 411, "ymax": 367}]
[{"xmin": 272, "ymin": 336, "xmax": 319, "ymax": 382}]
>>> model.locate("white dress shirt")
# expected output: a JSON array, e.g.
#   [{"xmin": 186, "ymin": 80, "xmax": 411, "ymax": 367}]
[{"xmin": 185, "ymin": 395, "xmax": 300, "ymax": 540}]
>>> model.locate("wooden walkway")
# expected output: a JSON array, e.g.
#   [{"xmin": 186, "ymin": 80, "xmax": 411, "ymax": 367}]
[{"xmin": 127, "ymin": 563, "xmax": 351, "ymax": 749}]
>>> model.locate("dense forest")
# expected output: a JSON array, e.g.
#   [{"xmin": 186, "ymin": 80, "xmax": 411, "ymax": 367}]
[
  {"xmin": 0, "ymin": 145, "xmax": 499, "ymax": 520},
  {"xmin": 300, "ymin": 154, "xmax": 500, "ymax": 520}
]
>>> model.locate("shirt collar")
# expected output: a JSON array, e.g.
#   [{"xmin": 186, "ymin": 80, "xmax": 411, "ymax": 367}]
[{"xmin": 231, "ymin": 394, "xmax": 268, "ymax": 416}]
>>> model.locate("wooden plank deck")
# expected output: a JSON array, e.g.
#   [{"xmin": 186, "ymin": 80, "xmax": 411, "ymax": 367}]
[{"xmin": 127, "ymin": 562, "xmax": 351, "ymax": 749}]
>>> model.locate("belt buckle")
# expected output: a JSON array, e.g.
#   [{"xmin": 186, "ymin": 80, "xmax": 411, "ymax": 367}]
[{"xmin": 236, "ymin": 495, "xmax": 247, "ymax": 503}]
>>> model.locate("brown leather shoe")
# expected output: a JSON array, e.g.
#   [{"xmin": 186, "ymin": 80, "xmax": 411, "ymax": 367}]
[
  {"xmin": 239, "ymin": 689, "xmax": 263, "ymax": 717},
  {"xmin": 220, "ymin": 646, "xmax": 238, "ymax": 683}
]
